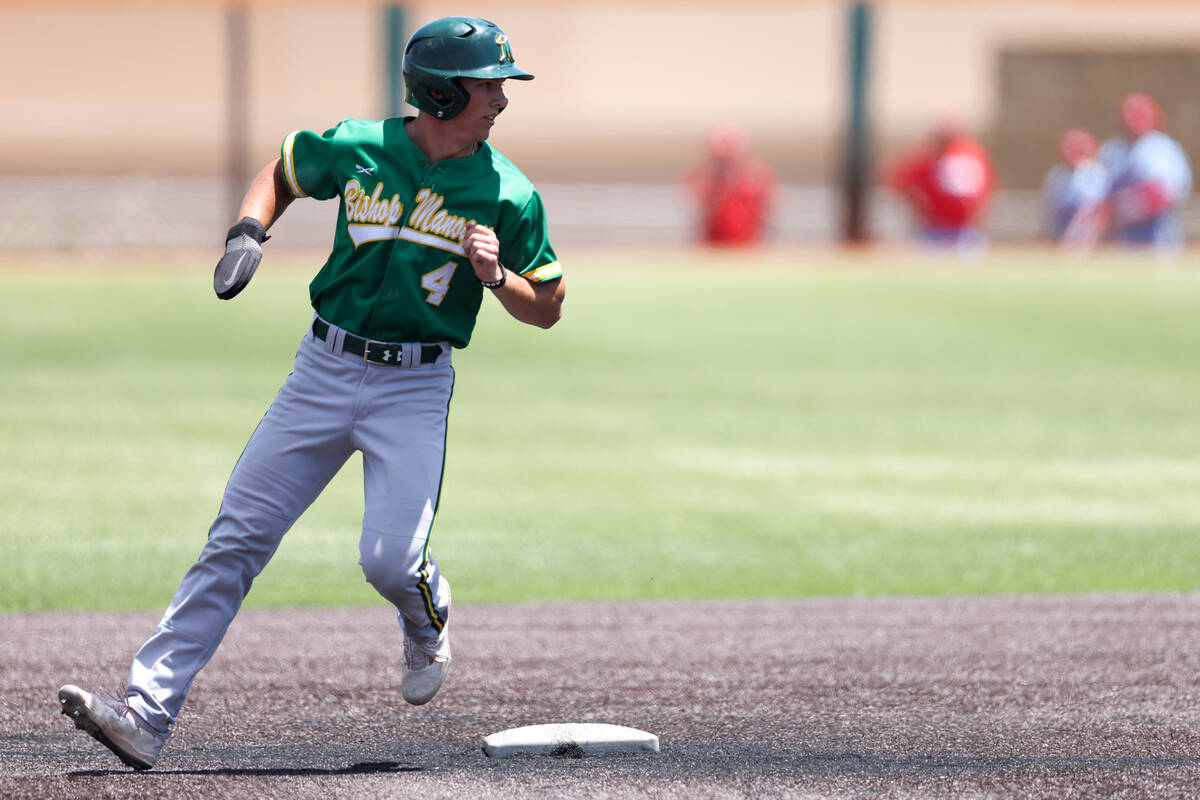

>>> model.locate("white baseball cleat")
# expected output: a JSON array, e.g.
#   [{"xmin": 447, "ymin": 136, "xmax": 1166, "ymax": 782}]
[
  {"xmin": 58, "ymin": 684, "xmax": 168, "ymax": 771},
  {"xmin": 401, "ymin": 625, "xmax": 451, "ymax": 705}
]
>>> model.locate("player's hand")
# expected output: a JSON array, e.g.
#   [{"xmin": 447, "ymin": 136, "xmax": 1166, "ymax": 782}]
[
  {"xmin": 1111, "ymin": 181, "xmax": 1172, "ymax": 227},
  {"xmin": 464, "ymin": 222, "xmax": 503, "ymax": 285},
  {"xmin": 214, "ymin": 217, "xmax": 269, "ymax": 300}
]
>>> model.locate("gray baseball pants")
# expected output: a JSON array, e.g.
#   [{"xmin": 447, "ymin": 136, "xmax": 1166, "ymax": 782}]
[{"xmin": 124, "ymin": 317, "xmax": 454, "ymax": 733}]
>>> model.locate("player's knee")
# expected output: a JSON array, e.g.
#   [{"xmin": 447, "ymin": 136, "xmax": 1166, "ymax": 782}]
[{"xmin": 358, "ymin": 531, "xmax": 427, "ymax": 596}]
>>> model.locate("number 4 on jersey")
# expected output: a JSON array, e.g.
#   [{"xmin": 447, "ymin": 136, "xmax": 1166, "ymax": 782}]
[{"xmin": 421, "ymin": 261, "xmax": 457, "ymax": 306}]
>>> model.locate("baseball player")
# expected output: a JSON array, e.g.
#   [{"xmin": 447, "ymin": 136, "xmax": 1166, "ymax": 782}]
[
  {"xmin": 682, "ymin": 124, "xmax": 777, "ymax": 246},
  {"xmin": 884, "ymin": 122, "xmax": 994, "ymax": 251},
  {"xmin": 57, "ymin": 16, "xmax": 563, "ymax": 771},
  {"xmin": 1097, "ymin": 92, "xmax": 1192, "ymax": 252},
  {"xmin": 1042, "ymin": 128, "xmax": 1110, "ymax": 246}
]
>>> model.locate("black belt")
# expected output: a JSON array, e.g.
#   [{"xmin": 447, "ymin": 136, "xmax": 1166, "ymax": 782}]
[{"xmin": 312, "ymin": 319, "xmax": 443, "ymax": 366}]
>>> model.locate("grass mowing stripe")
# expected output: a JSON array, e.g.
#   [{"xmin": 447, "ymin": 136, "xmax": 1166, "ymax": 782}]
[{"xmin": 3, "ymin": 252, "xmax": 1200, "ymax": 611}]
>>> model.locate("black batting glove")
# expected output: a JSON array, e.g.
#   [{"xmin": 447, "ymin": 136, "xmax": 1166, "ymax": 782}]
[{"xmin": 214, "ymin": 217, "xmax": 269, "ymax": 300}]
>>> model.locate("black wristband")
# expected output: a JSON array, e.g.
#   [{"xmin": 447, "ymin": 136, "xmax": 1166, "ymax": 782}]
[
  {"xmin": 227, "ymin": 216, "xmax": 270, "ymax": 244},
  {"xmin": 480, "ymin": 266, "xmax": 507, "ymax": 289}
]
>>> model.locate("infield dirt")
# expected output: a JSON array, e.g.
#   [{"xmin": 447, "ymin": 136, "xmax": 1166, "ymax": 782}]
[{"xmin": 3, "ymin": 595, "xmax": 1199, "ymax": 798}]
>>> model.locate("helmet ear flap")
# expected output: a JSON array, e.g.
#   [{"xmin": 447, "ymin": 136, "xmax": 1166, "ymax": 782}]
[{"xmin": 406, "ymin": 76, "xmax": 470, "ymax": 120}]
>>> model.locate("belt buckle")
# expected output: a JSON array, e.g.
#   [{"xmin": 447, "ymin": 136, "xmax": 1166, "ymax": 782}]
[{"xmin": 363, "ymin": 340, "xmax": 402, "ymax": 365}]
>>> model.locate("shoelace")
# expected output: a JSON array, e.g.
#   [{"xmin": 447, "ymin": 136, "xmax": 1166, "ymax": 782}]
[
  {"xmin": 403, "ymin": 635, "xmax": 444, "ymax": 669},
  {"xmin": 96, "ymin": 686, "xmax": 157, "ymax": 734},
  {"xmin": 95, "ymin": 686, "xmax": 129, "ymax": 713}
]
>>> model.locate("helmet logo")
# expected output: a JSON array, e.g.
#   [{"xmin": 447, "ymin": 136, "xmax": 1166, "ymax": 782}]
[{"xmin": 495, "ymin": 33, "xmax": 514, "ymax": 64}]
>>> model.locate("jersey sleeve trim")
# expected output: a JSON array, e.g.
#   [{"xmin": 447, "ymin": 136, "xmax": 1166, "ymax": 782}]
[
  {"xmin": 521, "ymin": 261, "xmax": 563, "ymax": 283},
  {"xmin": 281, "ymin": 130, "xmax": 308, "ymax": 198}
]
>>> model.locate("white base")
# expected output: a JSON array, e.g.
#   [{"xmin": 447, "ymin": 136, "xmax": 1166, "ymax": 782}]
[{"xmin": 482, "ymin": 723, "xmax": 660, "ymax": 758}]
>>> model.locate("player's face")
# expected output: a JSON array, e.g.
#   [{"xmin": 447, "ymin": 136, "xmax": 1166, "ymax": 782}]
[{"xmin": 456, "ymin": 78, "xmax": 508, "ymax": 141}]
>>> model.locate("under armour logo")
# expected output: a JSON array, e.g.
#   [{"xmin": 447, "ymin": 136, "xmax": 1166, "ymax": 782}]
[
  {"xmin": 381, "ymin": 349, "xmax": 393, "ymax": 362},
  {"xmin": 355, "ymin": 164, "xmax": 376, "ymax": 175}
]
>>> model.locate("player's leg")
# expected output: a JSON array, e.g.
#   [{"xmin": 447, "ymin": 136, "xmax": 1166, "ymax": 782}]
[
  {"xmin": 355, "ymin": 358, "xmax": 454, "ymax": 703},
  {"xmin": 123, "ymin": 328, "xmax": 358, "ymax": 732},
  {"xmin": 1145, "ymin": 213, "xmax": 1183, "ymax": 254}
]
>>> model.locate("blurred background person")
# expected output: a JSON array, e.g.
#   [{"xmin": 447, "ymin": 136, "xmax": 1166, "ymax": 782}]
[
  {"xmin": 883, "ymin": 122, "xmax": 994, "ymax": 251},
  {"xmin": 1042, "ymin": 127, "xmax": 1110, "ymax": 247},
  {"xmin": 683, "ymin": 124, "xmax": 777, "ymax": 247},
  {"xmin": 1098, "ymin": 91, "xmax": 1192, "ymax": 252}
]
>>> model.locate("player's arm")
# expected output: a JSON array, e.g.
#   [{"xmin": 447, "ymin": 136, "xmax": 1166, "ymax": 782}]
[
  {"xmin": 490, "ymin": 271, "xmax": 565, "ymax": 329},
  {"xmin": 213, "ymin": 159, "xmax": 294, "ymax": 300},
  {"xmin": 1108, "ymin": 180, "xmax": 1173, "ymax": 227},
  {"xmin": 238, "ymin": 158, "xmax": 294, "ymax": 228},
  {"xmin": 464, "ymin": 222, "xmax": 564, "ymax": 329}
]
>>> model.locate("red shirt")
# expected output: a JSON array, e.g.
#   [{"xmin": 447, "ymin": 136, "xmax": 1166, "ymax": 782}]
[
  {"xmin": 887, "ymin": 136, "xmax": 994, "ymax": 229},
  {"xmin": 687, "ymin": 160, "xmax": 776, "ymax": 245}
]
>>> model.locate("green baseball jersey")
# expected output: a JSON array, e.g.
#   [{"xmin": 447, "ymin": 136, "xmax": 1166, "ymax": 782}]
[{"xmin": 280, "ymin": 117, "xmax": 561, "ymax": 348}]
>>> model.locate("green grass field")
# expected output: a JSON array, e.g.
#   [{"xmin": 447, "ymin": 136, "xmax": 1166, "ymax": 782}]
[{"xmin": 3, "ymin": 249, "xmax": 1200, "ymax": 612}]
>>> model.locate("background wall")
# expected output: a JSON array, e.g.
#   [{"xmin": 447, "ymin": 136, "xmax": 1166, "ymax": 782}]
[
  {"xmin": 2, "ymin": 1, "xmax": 1199, "ymax": 245},
  {"xmin": 995, "ymin": 47, "xmax": 1200, "ymax": 189}
]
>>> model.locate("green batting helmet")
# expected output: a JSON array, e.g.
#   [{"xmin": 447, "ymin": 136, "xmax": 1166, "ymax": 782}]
[{"xmin": 402, "ymin": 17, "xmax": 534, "ymax": 120}]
